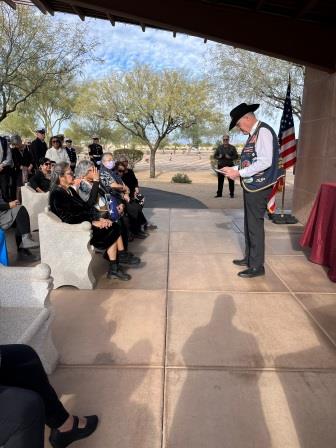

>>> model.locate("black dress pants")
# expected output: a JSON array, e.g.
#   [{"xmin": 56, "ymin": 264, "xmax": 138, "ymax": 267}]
[
  {"xmin": 0, "ymin": 386, "xmax": 45, "ymax": 448},
  {"xmin": 0, "ymin": 345, "xmax": 69, "ymax": 440},
  {"xmin": 243, "ymin": 187, "xmax": 271, "ymax": 268},
  {"xmin": 217, "ymin": 172, "xmax": 234, "ymax": 197},
  {"xmin": 0, "ymin": 172, "xmax": 11, "ymax": 202},
  {"xmin": 13, "ymin": 206, "xmax": 31, "ymax": 248}
]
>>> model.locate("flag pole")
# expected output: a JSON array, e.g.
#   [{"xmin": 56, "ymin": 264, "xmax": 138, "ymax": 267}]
[
  {"xmin": 280, "ymin": 171, "xmax": 286, "ymax": 217},
  {"xmin": 272, "ymin": 72, "xmax": 298, "ymax": 224}
]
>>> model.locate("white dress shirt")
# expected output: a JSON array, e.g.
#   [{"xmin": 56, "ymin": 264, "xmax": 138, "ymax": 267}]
[
  {"xmin": 45, "ymin": 147, "xmax": 70, "ymax": 164},
  {"xmin": 236, "ymin": 121, "xmax": 274, "ymax": 178}
]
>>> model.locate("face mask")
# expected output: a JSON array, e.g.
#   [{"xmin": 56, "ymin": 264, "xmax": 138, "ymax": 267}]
[{"xmin": 104, "ymin": 161, "xmax": 115, "ymax": 170}]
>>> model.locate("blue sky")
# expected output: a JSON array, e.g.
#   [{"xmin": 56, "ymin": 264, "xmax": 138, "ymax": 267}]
[
  {"xmin": 55, "ymin": 14, "xmax": 298, "ymax": 137},
  {"xmin": 82, "ymin": 18, "xmax": 215, "ymax": 79}
]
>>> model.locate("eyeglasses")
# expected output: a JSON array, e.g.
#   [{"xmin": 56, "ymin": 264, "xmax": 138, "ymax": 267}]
[
  {"xmin": 52, "ymin": 140, "xmax": 60, "ymax": 143},
  {"xmin": 44, "ymin": 163, "xmax": 51, "ymax": 166},
  {"xmin": 223, "ymin": 138, "xmax": 229, "ymax": 141},
  {"xmin": 65, "ymin": 171, "xmax": 74, "ymax": 176}
]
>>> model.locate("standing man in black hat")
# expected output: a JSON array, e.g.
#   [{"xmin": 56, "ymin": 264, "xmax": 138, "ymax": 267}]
[
  {"xmin": 88, "ymin": 135, "xmax": 103, "ymax": 168},
  {"xmin": 213, "ymin": 134, "xmax": 238, "ymax": 198},
  {"xmin": 30, "ymin": 129, "xmax": 48, "ymax": 170},
  {"xmin": 221, "ymin": 103, "xmax": 284, "ymax": 278},
  {"xmin": 65, "ymin": 139, "xmax": 77, "ymax": 171}
]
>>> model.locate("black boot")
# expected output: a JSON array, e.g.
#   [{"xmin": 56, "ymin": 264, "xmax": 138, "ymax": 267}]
[
  {"xmin": 118, "ymin": 250, "xmax": 141, "ymax": 266},
  {"xmin": 107, "ymin": 261, "xmax": 131, "ymax": 281}
]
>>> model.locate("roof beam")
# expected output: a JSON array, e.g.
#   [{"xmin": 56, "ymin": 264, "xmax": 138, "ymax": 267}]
[
  {"xmin": 71, "ymin": 4, "xmax": 85, "ymax": 21},
  {"xmin": 255, "ymin": 0, "xmax": 265, "ymax": 11},
  {"xmin": 3, "ymin": 0, "xmax": 16, "ymax": 9},
  {"xmin": 296, "ymin": 0, "xmax": 319, "ymax": 18},
  {"xmin": 46, "ymin": 0, "xmax": 336, "ymax": 72},
  {"xmin": 30, "ymin": 0, "xmax": 54, "ymax": 15},
  {"xmin": 107, "ymin": 13, "xmax": 116, "ymax": 26}
]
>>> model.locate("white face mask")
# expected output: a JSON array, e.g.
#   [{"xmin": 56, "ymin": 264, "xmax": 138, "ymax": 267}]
[{"xmin": 104, "ymin": 160, "xmax": 115, "ymax": 170}]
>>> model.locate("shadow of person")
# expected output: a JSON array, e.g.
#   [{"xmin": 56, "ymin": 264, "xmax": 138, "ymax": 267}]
[
  {"xmin": 274, "ymin": 302, "xmax": 336, "ymax": 448},
  {"xmin": 167, "ymin": 294, "xmax": 271, "ymax": 448}
]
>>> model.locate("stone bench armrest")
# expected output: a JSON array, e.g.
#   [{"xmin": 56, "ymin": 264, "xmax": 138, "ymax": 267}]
[{"xmin": 0, "ymin": 263, "xmax": 52, "ymax": 308}]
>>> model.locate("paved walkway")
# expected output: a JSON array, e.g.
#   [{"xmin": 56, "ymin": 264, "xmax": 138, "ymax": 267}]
[{"xmin": 46, "ymin": 208, "xmax": 336, "ymax": 448}]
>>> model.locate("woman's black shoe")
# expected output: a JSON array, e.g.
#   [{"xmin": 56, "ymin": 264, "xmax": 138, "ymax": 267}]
[
  {"xmin": 119, "ymin": 252, "xmax": 141, "ymax": 265},
  {"xmin": 49, "ymin": 415, "xmax": 98, "ymax": 448},
  {"xmin": 134, "ymin": 231, "xmax": 148, "ymax": 239}
]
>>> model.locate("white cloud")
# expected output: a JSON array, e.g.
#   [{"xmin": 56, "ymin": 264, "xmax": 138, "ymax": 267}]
[{"xmin": 55, "ymin": 14, "xmax": 216, "ymax": 79}]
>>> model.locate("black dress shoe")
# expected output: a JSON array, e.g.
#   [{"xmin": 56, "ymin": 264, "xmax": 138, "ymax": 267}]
[
  {"xmin": 232, "ymin": 258, "xmax": 248, "ymax": 266},
  {"xmin": 238, "ymin": 267, "xmax": 265, "ymax": 278},
  {"xmin": 49, "ymin": 415, "xmax": 98, "ymax": 448},
  {"xmin": 134, "ymin": 232, "xmax": 148, "ymax": 239},
  {"xmin": 214, "ymin": 194, "xmax": 222, "ymax": 198}
]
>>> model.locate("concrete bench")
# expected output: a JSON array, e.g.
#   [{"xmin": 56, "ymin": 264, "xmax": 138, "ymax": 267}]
[
  {"xmin": 21, "ymin": 184, "xmax": 49, "ymax": 231},
  {"xmin": 0, "ymin": 263, "xmax": 58, "ymax": 374},
  {"xmin": 38, "ymin": 209, "xmax": 96, "ymax": 289}
]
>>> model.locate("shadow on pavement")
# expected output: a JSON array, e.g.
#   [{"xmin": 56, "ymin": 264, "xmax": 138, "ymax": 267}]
[{"xmin": 142, "ymin": 187, "xmax": 207, "ymax": 209}]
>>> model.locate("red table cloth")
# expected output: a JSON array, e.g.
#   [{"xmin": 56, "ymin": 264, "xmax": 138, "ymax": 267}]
[{"xmin": 300, "ymin": 183, "xmax": 336, "ymax": 282}]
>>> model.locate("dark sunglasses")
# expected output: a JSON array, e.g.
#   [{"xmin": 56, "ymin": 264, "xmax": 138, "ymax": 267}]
[{"xmin": 44, "ymin": 162, "xmax": 51, "ymax": 166}]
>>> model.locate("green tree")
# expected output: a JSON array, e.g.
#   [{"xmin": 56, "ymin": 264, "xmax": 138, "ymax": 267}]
[
  {"xmin": 96, "ymin": 66, "xmax": 217, "ymax": 178},
  {"xmin": 209, "ymin": 46, "xmax": 304, "ymax": 119},
  {"xmin": 0, "ymin": 107, "xmax": 37, "ymax": 137},
  {"xmin": 0, "ymin": 4, "xmax": 96, "ymax": 123},
  {"xmin": 27, "ymin": 78, "xmax": 78, "ymax": 138}
]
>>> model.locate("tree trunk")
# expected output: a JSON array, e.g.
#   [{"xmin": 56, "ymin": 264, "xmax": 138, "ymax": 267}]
[{"xmin": 149, "ymin": 148, "xmax": 157, "ymax": 178}]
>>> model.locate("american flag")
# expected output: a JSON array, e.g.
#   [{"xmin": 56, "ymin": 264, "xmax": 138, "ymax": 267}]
[
  {"xmin": 278, "ymin": 79, "xmax": 297, "ymax": 169},
  {"xmin": 267, "ymin": 78, "xmax": 296, "ymax": 213}
]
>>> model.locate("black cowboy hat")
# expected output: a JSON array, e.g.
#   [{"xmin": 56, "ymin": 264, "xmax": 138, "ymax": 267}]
[{"xmin": 229, "ymin": 103, "xmax": 259, "ymax": 130}]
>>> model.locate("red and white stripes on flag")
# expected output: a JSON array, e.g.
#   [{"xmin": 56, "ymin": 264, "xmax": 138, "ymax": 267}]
[
  {"xmin": 280, "ymin": 129, "xmax": 296, "ymax": 169},
  {"xmin": 267, "ymin": 78, "xmax": 296, "ymax": 213}
]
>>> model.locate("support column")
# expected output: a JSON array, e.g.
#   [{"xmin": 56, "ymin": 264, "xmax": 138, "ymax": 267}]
[{"xmin": 292, "ymin": 67, "xmax": 336, "ymax": 224}]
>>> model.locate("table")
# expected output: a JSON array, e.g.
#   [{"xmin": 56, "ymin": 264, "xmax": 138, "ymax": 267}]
[
  {"xmin": 300, "ymin": 183, "xmax": 336, "ymax": 282},
  {"xmin": 0, "ymin": 229, "xmax": 9, "ymax": 266}
]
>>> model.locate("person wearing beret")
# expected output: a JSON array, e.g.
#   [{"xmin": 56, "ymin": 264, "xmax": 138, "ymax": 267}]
[
  {"xmin": 88, "ymin": 136, "xmax": 103, "ymax": 168},
  {"xmin": 65, "ymin": 139, "xmax": 77, "ymax": 170},
  {"xmin": 221, "ymin": 103, "xmax": 284, "ymax": 278}
]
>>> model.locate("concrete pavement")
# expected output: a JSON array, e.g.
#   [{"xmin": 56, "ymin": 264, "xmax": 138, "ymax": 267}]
[{"xmin": 45, "ymin": 208, "xmax": 336, "ymax": 448}]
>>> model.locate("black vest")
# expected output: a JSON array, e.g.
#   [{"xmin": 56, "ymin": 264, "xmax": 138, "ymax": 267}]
[{"xmin": 240, "ymin": 122, "xmax": 284, "ymax": 192}]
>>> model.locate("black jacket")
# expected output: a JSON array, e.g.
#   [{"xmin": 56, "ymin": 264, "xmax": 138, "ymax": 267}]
[
  {"xmin": 122, "ymin": 169, "xmax": 138, "ymax": 198},
  {"xmin": 30, "ymin": 138, "xmax": 47, "ymax": 167},
  {"xmin": 49, "ymin": 186, "xmax": 100, "ymax": 224},
  {"xmin": 214, "ymin": 144, "xmax": 238, "ymax": 168},
  {"xmin": 11, "ymin": 146, "xmax": 33, "ymax": 172},
  {"xmin": 29, "ymin": 171, "xmax": 50, "ymax": 192}
]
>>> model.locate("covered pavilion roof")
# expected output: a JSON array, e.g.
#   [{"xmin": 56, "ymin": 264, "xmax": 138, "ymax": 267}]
[{"xmin": 6, "ymin": 0, "xmax": 336, "ymax": 72}]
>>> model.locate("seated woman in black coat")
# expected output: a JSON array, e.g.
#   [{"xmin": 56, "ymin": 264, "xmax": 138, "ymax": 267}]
[
  {"xmin": 49, "ymin": 162, "xmax": 130, "ymax": 281},
  {"xmin": 74, "ymin": 160, "xmax": 140, "ymax": 266}
]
